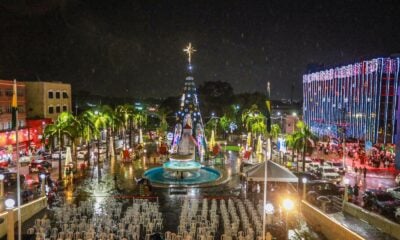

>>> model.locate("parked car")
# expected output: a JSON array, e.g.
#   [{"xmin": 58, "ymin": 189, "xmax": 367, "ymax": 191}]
[
  {"xmin": 29, "ymin": 160, "xmax": 52, "ymax": 173},
  {"xmin": 308, "ymin": 162, "xmax": 321, "ymax": 174},
  {"xmin": 387, "ymin": 187, "xmax": 400, "ymax": 200},
  {"xmin": 51, "ymin": 151, "xmax": 66, "ymax": 160},
  {"xmin": 306, "ymin": 180, "xmax": 342, "ymax": 206},
  {"xmin": 324, "ymin": 161, "xmax": 345, "ymax": 175},
  {"xmin": 293, "ymin": 171, "xmax": 319, "ymax": 192},
  {"xmin": 317, "ymin": 166, "xmax": 342, "ymax": 183},
  {"xmin": 2, "ymin": 171, "xmax": 25, "ymax": 187},
  {"xmin": 293, "ymin": 171, "xmax": 319, "ymax": 183},
  {"xmin": 362, "ymin": 189, "xmax": 400, "ymax": 215}
]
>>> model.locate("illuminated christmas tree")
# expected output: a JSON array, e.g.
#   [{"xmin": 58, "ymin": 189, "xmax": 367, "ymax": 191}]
[{"xmin": 171, "ymin": 43, "xmax": 206, "ymax": 158}]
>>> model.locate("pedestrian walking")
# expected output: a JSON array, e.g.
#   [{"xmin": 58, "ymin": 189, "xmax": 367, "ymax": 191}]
[
  {"xmin": 363, "ymin": 167, "xmax": 367, "ymax": 178},
  {"xmin": 348, "ymin": 186, "xmax": 354, "ymax": 202},
  {"xmin": 354, "ymin": 166, "xmax": 358, "ymax": 174}
]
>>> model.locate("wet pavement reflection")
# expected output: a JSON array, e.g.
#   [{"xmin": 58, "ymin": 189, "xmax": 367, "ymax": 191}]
[{"xmin": 20, "ymin": 147, "xmax": 394, "ymax": 240}]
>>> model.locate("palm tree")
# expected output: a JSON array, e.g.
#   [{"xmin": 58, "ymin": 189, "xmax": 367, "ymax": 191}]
[
  {"xmin": 241, "ymin": 105, "xmax": 266, "ymax": 147},
  {"xmin": 153, "ymin": 108, "xmax": 170, "ymax": 140},
  {"xmin": 270, "ymin": 124, "xmax": 281, "ymax": 141},
  {"xmin": 285, "ymin": 133, "xmax": 300, "ymax": 168},
  {"xmin": 91, "ymin": 107, "xmax": 112, "ymax": 182},
  {"xmin": 78, "ymin": 110, "xmax": 98, "ymax": 166},
  {"xmin": 115, "ymin": 104, "xmax": 134, "ymax": 149},
  {"xmin": 219, "ymin": 115, "xmax": 231, "ymax": 138},
  {"xmin": 43, "ymin": 112, "xmax": 78, "ymax": 181},
  {"xmin": 294, "ymin": 121, "xmax": 318, "ymax": 172},
  {"xmin": 100, "ymin": 105, "xmax": 115, "ymax": 158},
  {"xmin": 241, "ymin": 104, "xmax": 264, "ymax": 132},
  {"xmin": 250, "ymin": 120, "xmax": 266, "ymax": 136},
  {"xmin": 205, "ymin": 117, "xmax": 219, "ymax": 139},
  {"xmin": 131, "ymin": 109, "xmax": 147, "ymax": 147}
]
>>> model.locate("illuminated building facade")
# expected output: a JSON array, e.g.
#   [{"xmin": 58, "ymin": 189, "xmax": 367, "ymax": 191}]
[
  {"xmin": 0, "ymin": 80, "xmax": 32, "ymax": 159},
  {"xmin": 303, "ymin": 57, "xmax": 400, "ymax": 144},
  {"xmin": 25, "ymin": 81, "xmax": 72, "ymax": 122}
]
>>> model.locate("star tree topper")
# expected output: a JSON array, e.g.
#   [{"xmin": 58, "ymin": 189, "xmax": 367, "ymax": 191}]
[{"xmin": 183, "ymin": 43, "xmax": 196, "ymax": 64}]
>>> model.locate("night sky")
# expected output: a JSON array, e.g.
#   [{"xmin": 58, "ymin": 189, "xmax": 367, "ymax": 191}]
[{"xmin": 0, "ymin": 0, "xmax": 399, "ymax": 100}]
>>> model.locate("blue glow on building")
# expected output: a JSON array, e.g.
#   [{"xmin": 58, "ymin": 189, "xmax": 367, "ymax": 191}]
[{"xmin": 303, "ymin": 57, "xmax": 400, "ymax": 144}]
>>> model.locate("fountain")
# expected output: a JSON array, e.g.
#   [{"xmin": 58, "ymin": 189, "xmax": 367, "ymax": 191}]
[
  {"xmin": 144, "ymin": 43, "xmax": 221, "ymax": 187},
  {"xmin": 144, "ymin": 116, "xmax": 221, "ymax": 186}
]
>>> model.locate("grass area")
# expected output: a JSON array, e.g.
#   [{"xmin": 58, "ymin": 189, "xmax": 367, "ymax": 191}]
[{"xmin": 222, "ymin": 145, "xmax": 240, "ymax": 152}]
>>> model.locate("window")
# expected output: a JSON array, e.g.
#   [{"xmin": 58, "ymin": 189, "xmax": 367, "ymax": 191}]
[
  {"xmin": 62, "ymin": 92, "xmax": 69, "ymax": 98},
  {"xmin": 62, "ymin": 106, "xmax": 67, "ymax": 112},
  {"xmin": 48, "ymin": 91, "xmax": 54, "ymax": 99},
  {"xmin": 48, "ymin": 107, "xmax": 54, "ymax": 114},
  {"xmin": 56, "ymin": 106, "xmax": 61, "ymax": 113},
  {"xmin": 5, "ymin": 89, "xmax": 12, "ymax": 96},
  {"xmin": 56, "ymin": 91, "xmax": 60, "ymax": 99}
]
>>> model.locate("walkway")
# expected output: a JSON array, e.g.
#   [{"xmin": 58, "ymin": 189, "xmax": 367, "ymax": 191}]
[{"xmin": 329, "ymin": 212, "xmax": 396, "ymax": 240}]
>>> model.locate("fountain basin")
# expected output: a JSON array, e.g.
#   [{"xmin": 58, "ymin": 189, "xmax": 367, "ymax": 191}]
[
  {"xmin": 144, "ymin": 167, "xmax": 221, "ymax": 186},
  {"xmin": 169, "ymin": 153, "xmax": 194, "ymax": 162},
  {"xmin": 163, "ymin": 161, "xmax": 202, "ymax": 172}
]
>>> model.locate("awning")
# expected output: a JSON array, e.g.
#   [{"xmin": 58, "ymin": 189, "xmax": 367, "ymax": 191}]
[{"xmin": 245, "ymin": 160, "xmax": 298, "ymax": 183}]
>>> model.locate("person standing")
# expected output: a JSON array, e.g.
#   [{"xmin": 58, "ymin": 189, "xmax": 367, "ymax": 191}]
[
  {"xmin": 353, "ymin": 184, "xmax": 359, "ymax": 203},
  {"xmin": 363, "ymin": 167, "xmax": 367, "ymax": 178}
]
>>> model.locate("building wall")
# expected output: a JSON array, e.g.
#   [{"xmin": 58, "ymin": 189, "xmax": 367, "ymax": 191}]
[
  {"xmin": 0, "ymin": 80, "xmax": 26, "ymax": 131},
  {"xmin": 303, "ymin": 57, "xmax": 400, "ymax": 144},
  {"xmin": 283, "ymin": 115, "xmax": 299, "ymax": 134},
  {"xmin": 25, "ymin": 82, "xmax": 72, "ymax": 121}
]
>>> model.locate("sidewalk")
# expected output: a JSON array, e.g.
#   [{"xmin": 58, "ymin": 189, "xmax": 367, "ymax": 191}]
[{"xmin": 329, "ymin": 212, "xmax": 397, "ymax": 240}]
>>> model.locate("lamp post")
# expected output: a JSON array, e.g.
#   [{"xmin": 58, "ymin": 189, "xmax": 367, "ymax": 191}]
[
  {"xmin": 39, "ymin": 174, "xmax": 46, "ymax": 197},
  {"xmin": 282, "ymin": 199, "xmax": 294, "ymax": 240},
  {"xmin": 343, "ymin": 178, "xmax": 350, "ymax": 203},
  {"xmin": 5, "ymin": 198, "xmax": 15, "ymax": 240},
  {"xmin": 58, "ymin": 129, "xmax": 62, "ymax": 182},
  {"xmin": 302, "ymin": 177, "xmax": 307, "ymax": 199},
  {"xmin": 265, "ymin": 203, "xmax": 274, "ymax": 225},
  {"xmin": 0, "ymin": 174, "xmax": 4, "ymax": 212}
]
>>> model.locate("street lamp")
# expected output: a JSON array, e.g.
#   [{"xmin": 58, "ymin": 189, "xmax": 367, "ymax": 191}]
[
  {"xmin": 0, "ymin": 174, "xmax": 4, "ymax": 212},
  {"xmin": 264, "ymin": 203, "xmax": 274, "ymax": 225},
  {"xmin": 302, "ymin": 177, "xmax": 307, "ymax": 199},
  {"xmin": 282, "ymin": 198, "xmax": 294, "ymax": 240},
  {"xmin": 343, "ymin": 178, "xmax": 350, "ymax": 203},
  {"xmin": 5, "ymin": 198, "xmax": 15, "ymax": 240},
  {"xmin": 40, "ymin": 174, "xmax": 46, "ymax": 197}
]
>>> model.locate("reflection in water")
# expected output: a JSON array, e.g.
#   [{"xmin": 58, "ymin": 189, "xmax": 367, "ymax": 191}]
[{"xmin": 65, "ymin": 189, "xmax": 73, "ymax": 204}]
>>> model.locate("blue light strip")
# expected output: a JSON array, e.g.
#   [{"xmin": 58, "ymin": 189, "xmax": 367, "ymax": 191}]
[
  {"xmin": 303, "ymin": 57, "xmax": 400, "ymax": 144},
  {"xmin": 392, "ymin": 59, "xmax": 399, "ymax": 143}
]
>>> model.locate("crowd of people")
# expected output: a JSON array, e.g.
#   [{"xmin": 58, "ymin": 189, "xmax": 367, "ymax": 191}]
[{"xmin": 317, "ymin": 140, "xmax": 396, "ymax": 170}]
